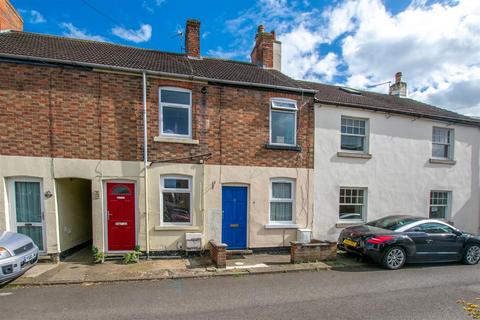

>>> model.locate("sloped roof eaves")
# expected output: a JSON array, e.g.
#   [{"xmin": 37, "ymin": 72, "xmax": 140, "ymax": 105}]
[
  {"xmin": 316, "ymin": 98, "xmax": 480, "ymax": 126},
  {"xmin": 0, "ymin": 31, "xmax": 315, "ymax": 94}
]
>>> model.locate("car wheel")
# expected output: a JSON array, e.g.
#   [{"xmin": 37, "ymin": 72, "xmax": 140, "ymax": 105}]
[
  {"xmin": 463, "ymin": 244, "xmax": 480, "ymax": 265},
  {"xmin": 382, "ymin": 246, "xmax": 406, "ymax": 270}
]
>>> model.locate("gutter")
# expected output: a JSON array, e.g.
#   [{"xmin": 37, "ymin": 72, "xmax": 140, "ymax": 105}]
[
  {"xmin": 316, "ymin": 99, "xmax": 480, "ymax": 127},
  {"xmin": 0, "ymin": 53, "xmax": 317, "ymax": 94}
]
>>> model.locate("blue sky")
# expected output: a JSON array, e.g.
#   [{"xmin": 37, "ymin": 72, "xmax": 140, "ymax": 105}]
[{"xmin": 12, "ymin": 0, "xmax": 480, "ymax": 116}]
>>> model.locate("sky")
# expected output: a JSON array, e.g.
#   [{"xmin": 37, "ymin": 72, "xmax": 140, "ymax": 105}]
[{"xmin": 12, "ymin": 0, "xmax": 480, "ymax": 116}]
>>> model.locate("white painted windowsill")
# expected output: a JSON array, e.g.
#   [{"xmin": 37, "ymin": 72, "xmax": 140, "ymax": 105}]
[
  {"xmin": 154, "ymin": 136, "xmax": 199, "ymax": 145},
  {"xmin": 335, "ymin": 222, "xmax": 364, "ymax": 228},
  {"xmin": 429, "ymin": 158, "xmax": 456, "ymax": 165},
  {"xmin": 337, "ymin": 151, "xmax": 372, "ymax": 159},
  {"xmin": 264, "ymin": 224, "xmax": 299, "ymax": 229},
  {"xmin": 154, "ymin": 226, "xmax": 200, "ymax": 231}
]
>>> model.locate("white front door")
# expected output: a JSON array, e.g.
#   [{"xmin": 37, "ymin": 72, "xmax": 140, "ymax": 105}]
[{"xmin": 10, "ymin": 179, "xmax": 46, "ymax": 252}]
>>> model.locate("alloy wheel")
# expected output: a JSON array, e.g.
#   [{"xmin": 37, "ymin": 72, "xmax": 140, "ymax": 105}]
[
  {"xmin": 386, "ymin": 248, "xmax": 405, "ymax": 269},
  {"xmin": 466, "ymin": 246, "xmax": 480, "ymax": 264}
]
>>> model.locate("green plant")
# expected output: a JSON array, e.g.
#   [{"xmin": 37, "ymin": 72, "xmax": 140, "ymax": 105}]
[
  {"xmin": 92, "ymin": 246, "xmax": 105, "ymax": 264},
  {"xmin": 122, "ymin": 247, "xmax": 142, "ymax": 264}
]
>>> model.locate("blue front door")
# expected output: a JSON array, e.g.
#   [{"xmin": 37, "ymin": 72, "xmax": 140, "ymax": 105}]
[{"xmin": 222, "ymin": 186, "xmax": 248, "ymax": 249}]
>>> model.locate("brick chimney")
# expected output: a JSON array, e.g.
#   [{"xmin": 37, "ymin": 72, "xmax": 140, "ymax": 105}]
[
  {"xmin": 251, "ymin": 25, "xmax": 282, "ymax": 71},
  {"xmin": 185, "ymin": 19, "xmax": 200, "ymax": 58},
  {"xmin": 0, "ymin": 0, "xmax": 23, "ymax": 31},
  {"xmin": 389, "ymin": 72, "xmax": 407, "ymax": 97}
]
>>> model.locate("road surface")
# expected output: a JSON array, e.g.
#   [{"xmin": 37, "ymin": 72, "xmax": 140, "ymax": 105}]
[{"xmin": 1, "ymin": 263, "xmax": 478, "ymax": 319}]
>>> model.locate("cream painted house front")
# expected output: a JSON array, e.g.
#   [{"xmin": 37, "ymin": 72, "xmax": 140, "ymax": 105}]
[
  {"xmin": 313, "ymin": 103, "xmax": 480, "ymax": 241},
  {"xmin": 0, "ymin": 156, "xmax": 313, "ymax": 257}
]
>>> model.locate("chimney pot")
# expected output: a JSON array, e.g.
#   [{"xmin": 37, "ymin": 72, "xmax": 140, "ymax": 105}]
[
  {"xmin": 251, "ymin": 24, "xmax": 282, "ymax": 71},
  {"xmin": 395, "ymin": 71, "xmax": 402, "ymax": 84},
  {"xmin": 185, "ymin": 19, "xmax": 201, "ymax": 58}
]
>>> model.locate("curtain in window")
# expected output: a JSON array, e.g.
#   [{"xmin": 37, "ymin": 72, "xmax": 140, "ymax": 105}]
[
  {"xmin": 15, "ymin": 182, "xmax": 41, "ymax": 223},
  {"xmin": 272, "ymin": 182, "xmax": 291, "ymax": 199},
  {"xmin": 270, "ymin": 202, "xmax": 293, "ymax": 221}
]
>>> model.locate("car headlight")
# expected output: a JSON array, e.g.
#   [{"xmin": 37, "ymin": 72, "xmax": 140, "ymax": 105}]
[{"xmin": 0, "ymin": 247, "xmax": 12, "ymax": 260}]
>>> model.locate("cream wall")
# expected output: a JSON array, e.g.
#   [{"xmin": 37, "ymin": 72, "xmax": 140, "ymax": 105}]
[
  {"xmin": 56, "ymin": 178, "xmax": 92, "ymax": 251},
  {"xmin": 1, "ymin": 155, "xmax": 313, "ymax": 254},
  {"xmin": 314, "ymin": 104, "xmax": 480, "ymax": 241}
]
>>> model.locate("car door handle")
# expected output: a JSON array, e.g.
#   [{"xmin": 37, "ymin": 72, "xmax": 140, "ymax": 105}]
[{"xmin": 426, "ymin": 239, "xmax": 434, "ymax": 243}]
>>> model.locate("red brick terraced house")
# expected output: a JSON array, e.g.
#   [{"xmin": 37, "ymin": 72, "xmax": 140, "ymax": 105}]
[{"xmin": 0, "ymin": 2, "xmax": 316, "ymax": 259}]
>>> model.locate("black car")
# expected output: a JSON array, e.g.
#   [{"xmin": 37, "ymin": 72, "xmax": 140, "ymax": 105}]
[{"xmin": 338, "ymin": 215, "xmax": 480, "ymax": 269}]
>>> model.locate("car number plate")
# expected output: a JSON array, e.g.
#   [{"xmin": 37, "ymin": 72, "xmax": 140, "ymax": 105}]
[
  {"xmin": 23, "ymin": 253, "xmax": 36, "ymax": 264},
  {"xmin": 343, "ymin": 239, "xmax": 358, "ymax": 247}
]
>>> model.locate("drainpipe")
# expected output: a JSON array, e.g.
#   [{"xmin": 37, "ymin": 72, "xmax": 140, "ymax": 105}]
[{"xmin": 142, "ymin": 71, "xmax": 150, "ymax": 259}]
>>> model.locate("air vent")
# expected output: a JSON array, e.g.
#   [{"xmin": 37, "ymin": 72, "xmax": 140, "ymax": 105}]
[{"xmin": 340, "ymin": 87, "xmax": 362, "ymax": 95}]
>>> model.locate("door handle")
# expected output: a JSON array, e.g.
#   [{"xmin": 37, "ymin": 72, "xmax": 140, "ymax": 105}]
[
  {"xmin": 107, "ymin": 211, "xmax": 113, "ymax": 220},
  {"xmin": 426, "ymin": 239, "xmax": 434, "ymax": 244}
]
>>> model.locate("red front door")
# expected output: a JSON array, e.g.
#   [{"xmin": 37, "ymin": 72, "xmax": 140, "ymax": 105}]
[{"xmin": 107, "ymin": 182, "xmax": 136, "ymax": 251}]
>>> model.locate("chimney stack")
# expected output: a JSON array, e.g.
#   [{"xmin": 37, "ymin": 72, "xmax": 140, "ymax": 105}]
[
  {"xmin": 0, "ymin": 0, "xmax": 23, "ymax": 31},
  {"xmin": 185, "ymin": 19, "xmax": 200, "ymax": 58},
  {"xmin": 250, "ymin": 25, "xmax": 282, "ymax": 71},
  {"xmin": 389, "ymin": 72, "xmax": 407, "ymax": 97}
]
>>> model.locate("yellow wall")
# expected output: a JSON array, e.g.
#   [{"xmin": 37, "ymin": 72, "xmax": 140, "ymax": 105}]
[{"xmin": 56, "ymin": 178, "xmax": 92, "ymax": 251}]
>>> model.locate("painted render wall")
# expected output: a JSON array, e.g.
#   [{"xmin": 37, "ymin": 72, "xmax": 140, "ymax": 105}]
[
  {"xmin": 314, "ymin": 104, "xmax": 480, "ymax": 241},
  {"xmin": 0, "ymin": 155, "xmax": 312, "ymax": 254}
]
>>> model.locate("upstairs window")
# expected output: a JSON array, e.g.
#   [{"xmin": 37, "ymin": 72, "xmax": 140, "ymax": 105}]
[
  {"xmin": 341, "ymin": 116, "xmax": 368, "ymax": 152},
  {"xmin": 160, "ymin": 88, "xmax": 192, "ymax": 138},
  {"xmin": 432, "ymin": 127, "xmax": 454, "ymax": 160},
  {"xmin": 270, "ymin": 98, "xmax": 297, "ymax": 146}
]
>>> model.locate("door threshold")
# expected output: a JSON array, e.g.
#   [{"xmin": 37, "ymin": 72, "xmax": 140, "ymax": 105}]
[{"xmin": 227, "ymin": 249, "xmax": 253, "ymax": 256}]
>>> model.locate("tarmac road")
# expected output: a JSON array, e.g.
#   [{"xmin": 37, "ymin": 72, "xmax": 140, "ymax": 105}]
[{"xmin": 1, "ymin": 262, "xmax": 478, "ymax": 319}]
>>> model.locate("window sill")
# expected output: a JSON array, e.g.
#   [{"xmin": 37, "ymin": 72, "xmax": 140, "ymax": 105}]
[
  {"xmin": 264, "ymin": 224, "xmax": 299, "ymax": 229},
  {"xmin": 154, "ymin": 136, "xmax": 199, "ymax": 145},
  {"xmin": 154, "ymin": 226, "xmax": 200, "ymax": 231},
  {"xmin": 265, "ymin": 144, "xmax": 302, "ymax": 152},
  {"xmin": 429, "ymin": 158, "xmax": 456, "ymax": 165},
  {"xmin": 337, "ymin": 152, "xmax": 372, "ymax": 159},
  {"xmin": 335, "ymin": 222, "xmax": 364, "ymax": 228}
]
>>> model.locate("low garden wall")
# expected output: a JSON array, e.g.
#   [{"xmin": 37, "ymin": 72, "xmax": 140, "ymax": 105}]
[
  {"xmin": 209, "ymin": 240, "xmax": 227, "ymax": 268},
  {"xmin": 290, "ymin": 240, "xmax": 337, "ymax": 263}
]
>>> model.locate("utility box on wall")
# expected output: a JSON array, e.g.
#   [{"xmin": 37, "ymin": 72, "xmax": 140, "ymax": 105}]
[{"xmin": 185, "ymin": 233, "xmax": 202, "ymax": 252}]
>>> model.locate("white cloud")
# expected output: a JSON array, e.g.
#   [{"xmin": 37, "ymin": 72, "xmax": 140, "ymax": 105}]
[
  {"xmin": 220, "ymin": 0, "xmax": 480, "ymax": 115},
  {"xmin": 19, "ymin": 9, "xmax": 46, "ymax": 24},
  {"xmin": 207, "ymin": 47, "xmax": 250, "ymax": 60},
  {"xmin": 112, "ymin": 24, "xmax": 152, "ymax": 43},
  {"xmin": 59, "ymin": 22, "xmax": 106, "ymax": 42}
]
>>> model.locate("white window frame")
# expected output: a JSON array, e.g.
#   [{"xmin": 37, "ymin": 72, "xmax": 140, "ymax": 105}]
[
  {"xmin": 340, "ymin": 116, "xmax": 369, "ymax": 153},
  {"xmin": 432, "ymin": 127, "xmax": 454, "ymax": 160},
  {"xmin": 159, "ymin": 87, "xmax": 192, "ymax": 138},
  {"xmin": 160, "ymin": 175, "xmax": 193, "ymax": 226},
  {"xmin": 269, "ymin": 98, "xmax": 297, "ymax": 146},
  {"xmin": 429, "ymin": 190, "xmax": 452, "ymax": 220},
  {"xmin": 269, "ymin": 178, "xmax": 295, "ymax": 225},
  {"xmin": 338, "ymin": 187, "xmax": 367, "ymax": 222}
]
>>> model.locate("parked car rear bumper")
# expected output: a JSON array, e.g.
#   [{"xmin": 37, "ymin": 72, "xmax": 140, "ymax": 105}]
[{"xmin": 0, "ymin": 246, "xmax": 39, "ymax": 283}]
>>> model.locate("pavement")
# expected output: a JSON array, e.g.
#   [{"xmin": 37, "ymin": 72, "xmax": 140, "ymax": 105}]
[
  {"xmin": 6, "ymin": 247, "xmax": 345, "ymax": 287},
  {"xmin": 0, "ymin": 261, "xmax": 478, "ymax": 319}
]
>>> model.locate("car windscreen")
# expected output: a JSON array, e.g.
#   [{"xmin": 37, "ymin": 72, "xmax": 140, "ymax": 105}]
[{"xmin": 366, "ymin": 216, "xmax": 421, "ymax": 231}]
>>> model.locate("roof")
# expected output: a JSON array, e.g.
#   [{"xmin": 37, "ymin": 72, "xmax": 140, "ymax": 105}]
[
  {"xmin": 0, "ymin": 30, "xmax": 310, "ymax": 93},
  {"xmin": 298, "ymin": 80, "xmax": 480, "ymax": 126}
]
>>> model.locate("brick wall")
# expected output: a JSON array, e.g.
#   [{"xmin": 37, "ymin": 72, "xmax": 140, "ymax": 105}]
[
  {"xmin": 0, "ymin": 61, "xmax": 314, "ymax": 168},
  {"xmin": 0, "ymin": 0, "xmax": 22, "ymax": 31}
]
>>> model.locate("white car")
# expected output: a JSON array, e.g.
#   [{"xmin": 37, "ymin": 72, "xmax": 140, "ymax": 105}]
[{"xmin": 0, "ymin": 230, "xmax": 39, "ymax": 284}]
